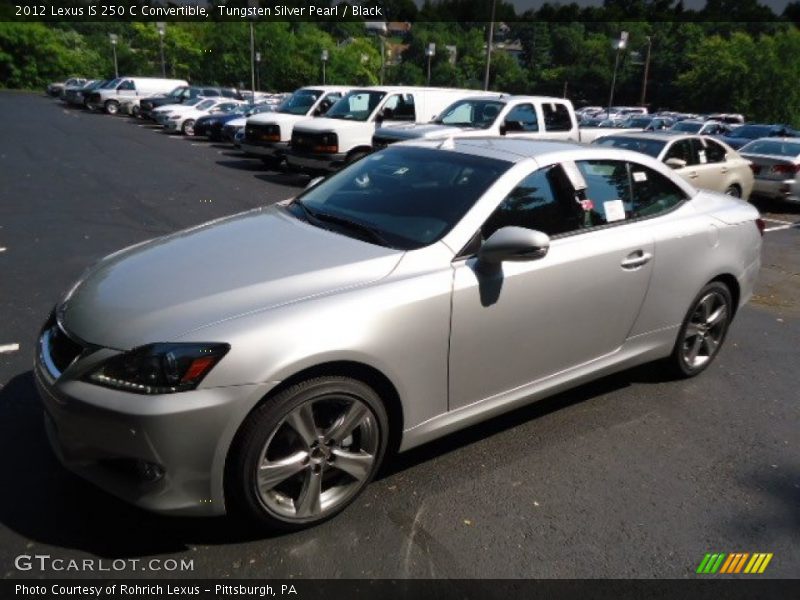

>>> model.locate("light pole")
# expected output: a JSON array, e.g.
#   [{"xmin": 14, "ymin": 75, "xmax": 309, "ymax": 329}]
[
  {"xmin": 156, "ymin": 22, "xmax": 166, "ymax": 77},
  {"xmin": 640, "ymin": 35, "xmax": 652, "ymax": 108},
  {"xmin": 321, "ymin": 49, "xmax": 329, "ymax": 84},
  {"xmin": 425, "ymin": 43, "xmax": 436, "ymax": 86},
  {"xmin": 483, "ymin": 0, "xmax": 497, "ymax": 91},
  {"xmin": 607, "ymin": 31, "xmax": 628, "ymax": 117},
  {"xmin": 255, "ymin": 51, "xmax": 261, "ymax": 91},
  {"xmin": 379, "ymin": 35, "xmax": 386, "ymax": 85},
  {"xmin": 109, "ymin": 33, "xmax": 119, "ymax": 78},
  {"xmin": 248, "ymin": 0, "xmax": 257, "ymax": 104}
]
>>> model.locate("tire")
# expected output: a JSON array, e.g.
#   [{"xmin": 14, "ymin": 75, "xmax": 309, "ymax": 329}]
[
  {"xmin": 724, "ymin": 184, "xmax": 741, "ymax": 198},
  {"xmin": 668, "ymin": 281, "xmax": 733, "ymax": 378},
  {"xmin": 104, "ymin": 100, "xmax": 119, "ymax": 115},
  {"xmin": 225, "ymin": 376, "xmax": 389, "ymax": 531},
  {"xmin": 181, "ymin": 119, "xmax": 196, "ymax": 136}
]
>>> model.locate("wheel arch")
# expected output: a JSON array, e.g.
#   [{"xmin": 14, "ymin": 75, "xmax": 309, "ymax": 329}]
[{"xmin": 709, "ymin": 273, "xmax": 740, "ymax": 316}]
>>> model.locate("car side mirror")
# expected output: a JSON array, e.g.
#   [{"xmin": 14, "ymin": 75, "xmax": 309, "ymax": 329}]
[
  {"xmin": 478, "ymin": 227, "xmax": 550, "ymax": 264},
  {"xmin": 306, "ymin": 176, "xmax": 325, "ymax": 190},
  {"xmin": 498, "ymin": 123, "xmax": 507, "ymax": 136},
  {"xmin": 665, "ymin": 157, "xmax": 687, "ymax": 169}
]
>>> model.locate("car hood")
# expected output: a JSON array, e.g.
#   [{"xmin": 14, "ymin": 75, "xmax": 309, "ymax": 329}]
[
  {"xmin": 60, "ymin": 205, "xmax": 403, "ymax": 349},
  {"xmin": 249, "ymin": 112, "xmax": 309, "ymax": 126},
  {"xmin": 294, "ymin": 117, "xmax": 372, "ymax": 134},
  {"xmin": 718, "ymin": 136, "xmax": 752, "ymax": 149},
  {"xmin": 226, "ymin": 117, "xmax": 248, "ymax": 127},
  {"xmin": 376, "ymin": 123, "xmax": 473, "ymax": 141}
]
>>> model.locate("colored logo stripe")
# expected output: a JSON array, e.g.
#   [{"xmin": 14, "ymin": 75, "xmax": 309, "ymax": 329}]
[{"xmin": 697, "ymin": 552, "xmax": 773, "ymax": 574}]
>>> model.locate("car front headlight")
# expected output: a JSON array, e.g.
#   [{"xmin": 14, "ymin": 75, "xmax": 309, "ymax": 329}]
[
  {"xmin": 169, "ymin": 115, "xmax": 180, "ymax": 120},
  {"xmin": 87, "ymin": 343, "xmax": 230, "ymax": 394}
]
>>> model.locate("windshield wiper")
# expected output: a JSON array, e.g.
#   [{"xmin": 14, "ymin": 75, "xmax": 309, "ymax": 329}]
[{"xmin": 293, "ymin": 200, "xmax": 392, "ymax": 247}]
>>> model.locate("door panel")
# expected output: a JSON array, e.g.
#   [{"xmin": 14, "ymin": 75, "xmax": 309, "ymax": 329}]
[{"xmin": 448, "ymin": 226, "xmax": 654, "ymax": 410}]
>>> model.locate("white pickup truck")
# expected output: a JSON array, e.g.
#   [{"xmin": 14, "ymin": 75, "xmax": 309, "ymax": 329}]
[
  {"xmin": 286, "ymin": 86, "xmax": 497, "ymax": 172},
  {"xmin": 371, "ymin": 95, "xmax": 627, "ymax": 149}
]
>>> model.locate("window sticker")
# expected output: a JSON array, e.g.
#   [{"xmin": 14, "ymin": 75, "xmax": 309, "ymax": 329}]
[
  {"xmin": 603, "ymin": 199, "xmax": 626, "ymax": 222},
  {"xmin": 632, "ymin": 171, "xmax": 647, "ymax": 182},
  {"xmin": 698, "ymin": 150, "xmax": 707, "ymax": 164},
  {"xmin": 579, "ymin": 199, "xmax": 594, "ymax": 211}
]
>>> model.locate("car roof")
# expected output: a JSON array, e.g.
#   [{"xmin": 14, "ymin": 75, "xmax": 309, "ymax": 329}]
[{"xmin": 400, "ymin": 137, "xmax": 603, "ymax": 163}]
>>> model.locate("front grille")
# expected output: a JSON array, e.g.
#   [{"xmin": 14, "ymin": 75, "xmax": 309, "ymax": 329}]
[
  {"xmin": 245, "ymin": 123, "xmax": 279, "ymax": 145},
  {"xmin": 47, "ymin": 325, "xmax": 84, "ymax": 373},
  {"xmin": 290, "ymin": 131, "xmax": 324, "ymax": 152}
]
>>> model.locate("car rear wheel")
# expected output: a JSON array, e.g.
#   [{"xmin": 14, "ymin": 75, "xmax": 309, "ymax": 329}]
[
  {"xmin": 724, "ymin": 184, "xmax": 741, "ymax": 198},
  {"xmin": 669, "ymin": 281, "xmax": 733, "ymax": 377},
  {"xmin": 104, "ymin": 100, "xmax": 119, "ymax": 115},
  {"xmin": 226, "ymin": 376, "xmax": 388, "ymax": 531},
  {"xmin": 182, "ymin": 119, "xmax": 196, "ymax": 136}
]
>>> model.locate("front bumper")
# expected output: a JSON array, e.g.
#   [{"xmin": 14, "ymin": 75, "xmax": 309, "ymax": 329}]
[
  {"xmin": 34, "ymin": 329, "xmax": 273, "ymax": 516},
  {"xmin": 285, "ymin": 150, "xmax": 347, "ymax": 172},
  {"xmin": 240, "ymin": 140, "xmax": 288, "ymax": 159}
]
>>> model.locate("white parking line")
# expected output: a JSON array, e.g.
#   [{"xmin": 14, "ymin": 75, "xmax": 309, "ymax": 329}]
[
  {"xmin": 0, "ymin": 247, "xmax": 6, "ymax": 253},
  {"xmin": 0, "ymin": 343, "xmax": 20, "ymax": 354},
  {"xmin": 762, "ymin": 217, "xmax": 794, "ymax": 225},
  {"xmin": 764, "ymin": 224, "xmax": 799, "ymax": 233}
]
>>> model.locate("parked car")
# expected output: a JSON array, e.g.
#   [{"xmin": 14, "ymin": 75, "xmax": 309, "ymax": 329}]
[
  {"xmin": 63, "ymin": 79, "xmax": 103, "ymax": 107},
  {"xmin": 37, "ymin": 138, "xmax": 761, "ymax": 530},
  {"xmin": 371, "ymin": 94, "xmax": 579, "ymax": 148},
  {"xmin": 616, "ymin": 116, "xmax": 674, "ymax": 131},
  {"xmin": 593, "ymin": 132, "xmax": 754, "ymax": 198},
  {"xmin": 716, "ymin": 124, "xmax": 796, "ymax": 150},
  {"xmin": 139, "ymin": 85, "xmax": 244, "ymax": 120},
  {"xmin": 194, "ymin": 103, "xmax": 275, "ymax": 141},
  {"xmin": 670, "ymin": 120, "xmax": 732, "ymax": 136},
  {"xmin": 241, "ymin": 86, "xmax": 351, "ymax": 166},
  {"xmin": 86, "ymin": 77, "xmax": 190, "ymax": 115},
  {"xmin": 286, "ymin": 86, "xmax": 491, "ymax": 172},
  {"xmin": 46, "ymin": 77, "xmax": 86, "ymax": 97},
  {"xmin": 739, "ymin": 138, "xmax": 800, "ymax": 204},
  {"xmin": 151, "ymin": 96, "xmax": 212, "ymax": 124},
  {"xmin": 163, "ymin": 98, "xmax": 245, "ymax": 135}
]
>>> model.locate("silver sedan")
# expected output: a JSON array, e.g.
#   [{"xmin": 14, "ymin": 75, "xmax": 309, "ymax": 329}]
[{"xmin": 36, "ymin": 138, "xmax": 762, "ymax": 530}]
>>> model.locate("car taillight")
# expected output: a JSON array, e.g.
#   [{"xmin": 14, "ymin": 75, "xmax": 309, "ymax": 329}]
[
  {"xmin": 755, "ymin": 218, "xmax": 765, "ymax": 236},
  {"xmin": 749, "ymin": 163, "xmax": 760, "ymax": 175},
  {"xmin": 770, "ymin": 163, "xmax": 800, "ymax": 175}
]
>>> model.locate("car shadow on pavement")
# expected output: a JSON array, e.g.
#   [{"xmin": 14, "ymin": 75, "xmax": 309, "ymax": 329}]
[
  {"xmin": 0, "ymin": 372, "xmax": 285, "ymax": 558},
  {"xmin": 215, "ymin": 158, "xmax": 270, "ymax": 172},
  {"xmin": 379, "ymin": 362, "xmax": 673, "ymax": 480}
]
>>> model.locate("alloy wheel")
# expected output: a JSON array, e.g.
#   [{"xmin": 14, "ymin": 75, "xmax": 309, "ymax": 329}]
[{"xmin": 680, "ymin": 290, "xmax": 729, "ymax": 369}]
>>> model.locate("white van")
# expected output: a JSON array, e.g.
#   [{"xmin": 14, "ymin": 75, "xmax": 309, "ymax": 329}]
[
  {"xmin": 372, "ymin": 95, "xmax": 580, "ymax": 148},
  {"xmin": 240, "ymin": 86, "xmax": 351, "ymax": 166},
  {"xmin": 86, "ymin": 77, "xmax": 189, "ymax": 115},
  {"xmin": 285, "ymin": 86, "xmax": 495, "ymax": 172}
]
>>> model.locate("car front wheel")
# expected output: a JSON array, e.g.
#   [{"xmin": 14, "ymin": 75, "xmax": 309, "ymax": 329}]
[
  {"xmin": 226, "ymin": 376, "xmax": 388, "ymax": 530},
  {"xmin": 182, "ymin": 119, "xmax": 196, "ymax": 136},
  {"xmin": 670, "ymin": 281, "xmax": 733, "ymax": 377},
  {"xmin": 104, "ymin": 100, "xmax": 119, "ymax": 115}
]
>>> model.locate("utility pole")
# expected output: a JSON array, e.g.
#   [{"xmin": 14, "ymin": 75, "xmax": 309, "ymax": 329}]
[
  {"xmin": 483, "ymin": 0, "xmax": 497, "ymax": 91},
  {"xmin": 156, "ymin": 22, "xmax": 166, "ymax": 77},
  {"xmin": 607, "ymin": 31, "xmax": 628, "ymax": 117},
  {"xmin": 425, "ymin": 43, "xmax": 436, "ymax": 86},
  {"xmin": 321, "ymin": 49, "xmax": 328, "ymax": 84},
  {"xmin": 109, "ymin": 34, "xmax": 119, "ymax": 78},
  {"xmin": 640, "ymin": 36, "xmax": 652, "ymax": 108},
  {"xmin": 248, "ymin": 0, "xmax": 257, "ymax": 104}
]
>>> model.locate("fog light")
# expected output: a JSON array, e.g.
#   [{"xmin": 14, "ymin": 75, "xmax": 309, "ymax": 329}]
[{"xmin": 136, "ymin": 460, "xmax": 165, "ymax": 482}]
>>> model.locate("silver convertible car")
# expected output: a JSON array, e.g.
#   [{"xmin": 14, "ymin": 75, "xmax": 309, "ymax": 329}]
[{"xmin": 36, "ymin": 138, "xmax": 762, "ymax": 530}]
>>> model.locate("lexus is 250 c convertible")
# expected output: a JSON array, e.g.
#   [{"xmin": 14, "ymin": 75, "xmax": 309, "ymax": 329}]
[{"xmin": 36, "ymin": 138, "xmax": 762, "ymax": 530}]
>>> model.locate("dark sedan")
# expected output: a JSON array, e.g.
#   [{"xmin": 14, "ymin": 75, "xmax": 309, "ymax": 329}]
[
  {"xmin": 716, "ymin": 124, "xmax": 797, "ymax": 149},
  {"xmin": 194, "ymin": 103, "xmax": 275, "ymax": 140}
]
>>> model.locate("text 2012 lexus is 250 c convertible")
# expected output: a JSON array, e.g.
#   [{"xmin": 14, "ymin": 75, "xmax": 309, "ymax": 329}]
[{"xmin": 36, "ymin": 138, "xmax": 762, "ymax": 530}]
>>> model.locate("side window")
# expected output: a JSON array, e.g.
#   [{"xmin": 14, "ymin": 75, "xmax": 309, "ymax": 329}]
[
  {"xmin": 202, "ymin": 88, "xmax": 218, "ymax": 97},
  {"xmin": 482, "ymin": 165, "xmax": 579, "ymax": 238},
  {"xmin": 664, "ymin": 139, "xmax": 696, "ymax": 165},
  {"xmin": 703, "ymin": 139, "xmax": 727, "ymax": 163},
  {"xmin": 317, "ymin": 93, "xmax": 340, "ymax": 114},
  {"xmin": 382, "ymin": 94, "xmax": 416, "ymax": 121},
  {"xmin": 575, "ymin": 160, "xmax": 632, "ymax": 228},
  {"xmin": 504, "ymin": 104, "xmax": 539, "ymax": 133},
  {"xmin": 628, "ymin": 163, "xmax": 688, "ymax": 218},
  {"xmin": 117, "ymin": 80, "xmax": 135, "ymax": 91},
  {"xmin": 542, "ymin": 102, "xmax": 573, "ymax": 132},
  {"xmin": 690, "ymin": 138, "xmax": 710, "ymax": 165}
]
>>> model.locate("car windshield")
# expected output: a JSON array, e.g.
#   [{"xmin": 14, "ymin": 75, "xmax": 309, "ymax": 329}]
[
  {"xmin": 288, "ymin": 146, "xmax": 511, "ymax": 250},
  {"xmin": 739, "ymin": 140, "xmax": 800, "ymax": 157},
  {"xmin": 167, "ymin": 86, "xmax": 185, "ymax": 98},
  {"xmin": 277, "ymin": 89, "xmax": 323, "ymax": 115},
  {"xmin": 594, "ymin": 136, "xmax": 667, "ymax": 158},
  {"xmin": 434, "ymin": 99, "xmax": 505, "ymax": 128},
  {"xmin": 622, "ymin": 117, "xmax": 653, "ymax": 128},
  {"xmin": 325, "ymin": 91, "xmax": 386, "ymax": 121},
  {"xmin": 671, "ymin": 121, "xmax": 702, "ymax": 133},
  {"xmin": 729, "ymin": 125, "xmax": 773, "ymax": 139},
  {"xmin": 196, "ymin": 99, "xmax": 216, "ymax": 110}
]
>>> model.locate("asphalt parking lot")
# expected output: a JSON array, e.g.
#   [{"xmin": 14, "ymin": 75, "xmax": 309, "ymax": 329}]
[{"xmin": 0, "ymin": 91, "xmax": 798, "ymax": 579}]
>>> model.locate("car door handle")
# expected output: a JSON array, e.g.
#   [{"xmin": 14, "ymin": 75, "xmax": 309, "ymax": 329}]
[
  {"xmin": 720, "ymin": 166, "xmax": 729, "ymax": 173},
  {"xmin": 621, "ymin": 251, "xmax": 653, "ymax": 269},
  {"xmin": 687, "ymin": 171, "xmax": 698, "ymax": 179}
]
